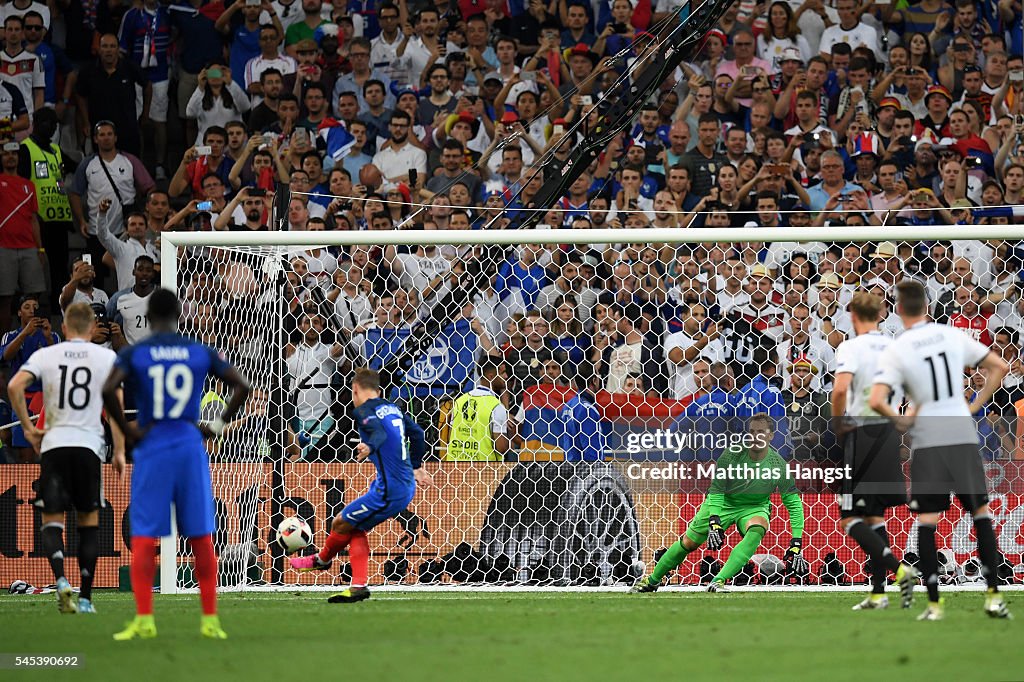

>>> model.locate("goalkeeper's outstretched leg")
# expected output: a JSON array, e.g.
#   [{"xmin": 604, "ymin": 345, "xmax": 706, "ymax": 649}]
[
  {"xmin": 707, "ymin": 516, "xmax": 769, "ymax": 590},
  {"xmin": 631, "ymin": 532, "xmax": 705, "ymax": 593}
]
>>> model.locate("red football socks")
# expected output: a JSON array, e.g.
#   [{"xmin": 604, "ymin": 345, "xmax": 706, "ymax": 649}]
[
  {"xmin": 349, "ymin": 531, "xmax": 369, "ymax": 588},
  {"xmin": 190, "ymin": 534, "xmax": 218, "ymax": 616},
  {"xmin": 319, "ymin": 531, "xmax": 352, "ymax": 563},
  {"xmin": 130, "ymin": 536, "xmax": 157, "ymax": 615}
]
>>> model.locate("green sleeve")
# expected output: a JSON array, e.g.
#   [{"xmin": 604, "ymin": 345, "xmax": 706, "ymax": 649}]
[
  {"xmin": 708, "ymin": 447, "xmax": 735, "ymax": 497},
  {"xmin": 775, "ymin": 452, "xmax": 799, "ymax": 495},
  {"xmin": 781, "ymin": 492, "xmax": 805, "ymax": 539},
  {"xmin": 705, "ymin": 493, "xmax": 725, "ymax": 517}
]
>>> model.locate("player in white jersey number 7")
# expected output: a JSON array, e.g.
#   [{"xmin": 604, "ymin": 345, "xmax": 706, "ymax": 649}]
[{"xmin": 869, "ymin": 280, "xmax": 1011, "ymax": 622}]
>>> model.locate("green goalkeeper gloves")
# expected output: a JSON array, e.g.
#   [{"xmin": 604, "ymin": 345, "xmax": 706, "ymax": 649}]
[
  {"xmin": 706, "ymin": 515, "xmax": 725, "ymax": 550},
  {"xmin": 785, "ymin": 538, "xmax": 809, "ymax": 574}
]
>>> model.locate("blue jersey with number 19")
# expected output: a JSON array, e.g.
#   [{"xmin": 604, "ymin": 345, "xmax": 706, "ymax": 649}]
[
  {"xmin": 117, "ymin": 332, "xmax": 234, "ymax": 539},
  {"xmin": 115, "ymin": 331, "xmax": 232, "ymax": 430}
]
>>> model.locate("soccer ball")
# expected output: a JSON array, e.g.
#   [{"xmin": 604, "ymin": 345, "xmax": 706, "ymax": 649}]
[{"xmin": 276, "ymin": 516, "xmax": 313, "ymax": 554}]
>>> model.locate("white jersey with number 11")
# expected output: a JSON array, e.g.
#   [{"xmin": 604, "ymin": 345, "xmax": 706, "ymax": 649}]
[{"xmin": 873, "ymin": 321, "xmax": 989, "ymax": 448}]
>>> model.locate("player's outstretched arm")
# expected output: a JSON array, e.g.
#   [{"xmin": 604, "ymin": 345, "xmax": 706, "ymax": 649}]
[{"xmin": 7, "ymin": 370, "xmax": 42, "ymax": 452}]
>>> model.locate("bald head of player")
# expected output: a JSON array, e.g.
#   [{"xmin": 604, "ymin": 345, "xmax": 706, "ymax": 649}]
[
  {"xmin": 63, "ymin": 302, "xmax": 97, "ymax": 340},
  {"xmin": 351, "ymin": 367, "xmax": 382, "ymax": 408},
  {"xmin": 146, "ymin": 288, "xmax": 181, "ymax": 333},
  {"xmin": 893, "ymin": 279, "xmax": 928, "ymax": 324}
]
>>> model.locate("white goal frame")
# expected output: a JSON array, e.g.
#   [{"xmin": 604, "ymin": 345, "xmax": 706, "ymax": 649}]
[{"xmin": 158, "ymin": 225, "xmax": 1024, "ymax": 593}]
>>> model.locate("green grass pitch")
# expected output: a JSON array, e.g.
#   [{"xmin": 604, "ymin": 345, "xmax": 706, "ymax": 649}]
[{"xmin": 2, "ymin": 591, "xmax": 1021, "ymax": 681}]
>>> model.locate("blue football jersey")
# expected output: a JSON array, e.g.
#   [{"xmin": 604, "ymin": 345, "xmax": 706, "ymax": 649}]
[
  {"xmin": 354, "ymin": 397, "xmax": 425, "ymax": 500},
  {"xmin": 115, "ymin": 332, "xmax": 232, "ymax": 429}
]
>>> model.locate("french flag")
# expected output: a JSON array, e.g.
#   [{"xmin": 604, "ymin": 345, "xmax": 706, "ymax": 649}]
[{"xmin": 317, "ymin": 118, "xmax": 356, "ymax": 163}]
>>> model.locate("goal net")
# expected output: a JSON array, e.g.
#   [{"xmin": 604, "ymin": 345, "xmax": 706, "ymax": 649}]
[{"xmin": 152, "ymin": 226, "xmax": 1024, "ymax": 592}]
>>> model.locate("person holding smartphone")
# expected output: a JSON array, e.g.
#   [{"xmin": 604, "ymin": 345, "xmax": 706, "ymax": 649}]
[
  {"xmin": 371, "ymin": 110, "xmax": 426, "ymax": 185},
  {"xmin": 0, "ymin": 295, "xmax": 59, "ymax": 462},
  {"xmin": 58, "ymin": 257, "xmax": 109, "ymax": 312},
  {"xmin": 184, "ymin": 62, "xmax": 251, "ymax": 145}
]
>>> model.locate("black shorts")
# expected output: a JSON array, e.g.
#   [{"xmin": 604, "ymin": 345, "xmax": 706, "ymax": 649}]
[
  {"xmin": 37, "ymin": 447, "xmax": 102, "ymax": 514},
  {"xmin": 838, "ymin": 422, "xmax": 907, "ymax": 517},
  {"xmin": 909, "ymin": 443, "xmax": 989, "ymax": 514}
]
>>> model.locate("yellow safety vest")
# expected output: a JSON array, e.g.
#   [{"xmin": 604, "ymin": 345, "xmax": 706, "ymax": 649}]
[
  {"xmin": 445, "ymin": 391, "xmax": 501, "ymax": 461},
  {"xmin": 24, "ymin": 137, "xmax": 70, "ymax": 222}
]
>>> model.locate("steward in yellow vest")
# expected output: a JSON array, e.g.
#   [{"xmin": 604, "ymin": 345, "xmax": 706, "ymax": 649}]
[
  {"xmin": 18, "ymin": 108, "xmax": 70, "ymax": 309},
  {"xmin": 445, "ymin": 357, "xmax": 513, "ymax": 461}
]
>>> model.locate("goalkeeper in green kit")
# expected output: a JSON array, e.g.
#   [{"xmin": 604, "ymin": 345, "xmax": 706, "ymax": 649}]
[{"xmin": 631, "ymin": 414, "xmax": 808, "ymax": 593}]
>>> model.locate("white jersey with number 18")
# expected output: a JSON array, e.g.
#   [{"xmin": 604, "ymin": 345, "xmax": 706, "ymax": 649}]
[
  {"xmin": 20, "ymin": 339, "xmax": 117, "ymax": 457},
  {"xmin": 834, "ymin": 330, "xmax": 902, "ymax": 419},
  {"xmin": 873, "ymin": 321, "xmax": 989, "ymax": 448}
]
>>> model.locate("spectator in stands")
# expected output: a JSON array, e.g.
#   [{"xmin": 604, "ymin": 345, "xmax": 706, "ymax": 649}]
[
  {"xmin": 284, "ymin": 310, "xmax": 344, "ymax": 461},
  {"xmin": 75, "ymin": 33, "xmax": 149, "ymax": 157},
  {"xmin": 119, "ymin": 0, "xmax": 171, "ymax": 179},
  {"xmin": 169, "ymin": 126, "xmax": 233, "ymax": 199},
  {"xmin": 58, "ymin": 257, "xmax": 109, "ymax": 311},
  {"xmin": 783, "ymin": 356, "xmax": 831, "ymax": 461},
  {"xmin": 107, "ymin": 255, "xmax": 156, "ymax": 348},
  {"xmin": 215, "ymin": 187, "xmax": 272, "ymax": 231},
  {"xmin": 507, "ymin": 311, "xmax": 562, "ymax": 394},
  {"xmin": 1, "ymin": 294, "xmax": 58, "ymax": 461},
  {"xmin": 283, "ymin": 0, "xmax": 327, "ymax": 53},
  {"xmin": 170, "ymin": 0, "xmax": 223, "ymax": 144},
  {"xmin": 681, "ymin": 113, "xmax": 729, "ymax": 199},
  {"xmin": 665, "ymin": 302, "xmax": 719, "ymax": 399},
  {"xmin": 94, "ymin": 199, "xmax": 160, "ymax": 291},
  {"xmin": 0, "ymin": 139, "xmax": 45, "ymax": 329},
  {"xmin": 333, "ymin": 37, "xmax": 393, "ymax": 113},
  {"xmin": 778, "ymin": 302, "xmax": 836, "ymax": 388},
  {"xmin": 808, "ymin": 150, "xmax": 863, "ymax": 211},
  {"xmin": 249, "ymin": 69, "xmax": 287, "ymax": 132},
  {"xmin": 559, "ymin": 373, "xmax": 606, "ymax": 462},
  {"xmin": 216, "ymin": 0, "xmax": 281, "ymax": 85},
  {"xmin": 592, "ymin": 304, "xmax": 649, "ymax": 393},
  {"xmin": 371, "ymin": 4, "xmax": 405, "ymax": 82},
  {"xmin": 185, "ymin": 64, "xmax": 251, "ymax": 145},
  {"xmin": 69, "ymin": 119, "xmax": 155, "ymax": 280},
  {"xmin": 372, "ymin": 110, "xmax": 426, "ymax": 184},
  {"xmin": 245, "ymin": 24, "xmax": 297, "ymax": 98}
]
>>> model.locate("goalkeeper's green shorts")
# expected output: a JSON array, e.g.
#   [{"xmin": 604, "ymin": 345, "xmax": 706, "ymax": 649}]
[{"xmin": 685, "ymin": 504, "xmax": 771, "ymax": 545}]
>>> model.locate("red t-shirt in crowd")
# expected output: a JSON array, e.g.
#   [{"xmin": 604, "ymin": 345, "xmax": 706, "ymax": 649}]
[
  {"xmin": 949, "ymin": 312, "xmax": 992, "ymax": 346},
  {"xmin": 0, "ymin": 173, "xmax": 37, "ymax": 249}
]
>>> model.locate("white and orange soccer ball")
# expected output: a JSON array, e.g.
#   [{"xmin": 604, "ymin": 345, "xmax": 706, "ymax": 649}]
[{"xmin": 276, "ymin": 516, "xmax": 314, "ymax": 554}]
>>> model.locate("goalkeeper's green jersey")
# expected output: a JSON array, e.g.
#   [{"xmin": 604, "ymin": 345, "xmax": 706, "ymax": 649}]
[{"xmin": 704, "ymin": 445, "xmax": 804, "ymax": 538}]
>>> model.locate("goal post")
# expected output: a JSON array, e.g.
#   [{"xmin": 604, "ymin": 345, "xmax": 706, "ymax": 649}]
[{"xmin": 156, "ymin": 226, "xmax": 1024, "ymax": 592}]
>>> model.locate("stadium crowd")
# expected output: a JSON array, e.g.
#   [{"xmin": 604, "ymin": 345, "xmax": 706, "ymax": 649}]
[{"xmin": 0, "ymin": 0, "xmax": 1023, "ymax": 463}]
